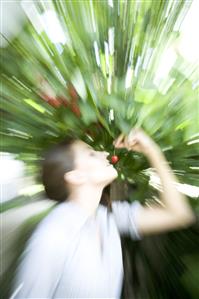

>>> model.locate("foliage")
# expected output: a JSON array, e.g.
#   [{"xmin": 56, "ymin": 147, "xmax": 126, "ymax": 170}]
[
  {"xmin": 1, "ymin": 1, "xmax": 198, "ymax": 189},
  {"xmin": 0, "ymin": 1, "xmax": 198, "ymax": 298}
]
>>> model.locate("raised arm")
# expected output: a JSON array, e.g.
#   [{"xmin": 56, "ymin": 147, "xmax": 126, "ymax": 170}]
[{"xmin": 114, "ymin": 128, "xmax": 196, "ymax": 236}]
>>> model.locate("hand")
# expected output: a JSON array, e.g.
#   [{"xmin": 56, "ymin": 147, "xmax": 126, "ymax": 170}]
[{"xmin": 113, "ymin": 128, "xmax": 159, "ymax": 156}]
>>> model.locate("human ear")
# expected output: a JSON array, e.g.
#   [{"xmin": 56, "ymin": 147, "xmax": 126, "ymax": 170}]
[{"xmin": 64, "ymin": 170, "xmax": 87, "ymax": 185}]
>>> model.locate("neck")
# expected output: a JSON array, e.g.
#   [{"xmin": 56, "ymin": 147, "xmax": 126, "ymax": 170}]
[{"xmin": 67, "ymin": 184, "xmax": 104, "ymax": 217}]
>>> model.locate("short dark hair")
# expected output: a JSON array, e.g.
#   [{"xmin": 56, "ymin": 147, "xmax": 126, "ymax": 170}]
[
  {"xmin": 41, "ymin": 138, "xmax": 76, "ymax": 202},
  {"xmin": 41, "ymin": 138, "xmax": 112, "ymax": 210}
]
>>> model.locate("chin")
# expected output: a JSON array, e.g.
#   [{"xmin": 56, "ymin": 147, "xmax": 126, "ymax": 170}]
[
  {"xmin": 105, "ymin": 166, "xmax": 118, "ymax": 184},
  {"xmin": 94, "ymin": 165, "xmax": 118, "ymax": 186}
]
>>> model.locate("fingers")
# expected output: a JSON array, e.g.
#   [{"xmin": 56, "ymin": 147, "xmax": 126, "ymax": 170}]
[
  {"xmin": 129, "ymin": 141, "xmax": 138, "ymax": 150},
  {"xmin": 113, "ymin": 128, "xmax": 150, "ymax": 154},
  {"xmin": 113, "ymin": 133, "xmax": 124, "ymax": 146},
  {"xmin": 113, "ymin": 133, "xmax": 125, "ymax": 148},
  {"xmin": 113, "ymin": 130, "xmax": 139, "ymax": 150},
  {"xmin": 113, "ymin": 127, "xmax": 143, "ymax": 150}
]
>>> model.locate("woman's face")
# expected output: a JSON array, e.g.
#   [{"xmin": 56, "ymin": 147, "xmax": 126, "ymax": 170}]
[{"xmin": 71, "ymin": 140, "xmax": 118, "ymax": 186}]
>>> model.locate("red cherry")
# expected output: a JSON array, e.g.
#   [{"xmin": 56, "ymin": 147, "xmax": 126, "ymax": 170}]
[
  {"xmin": 111, "ymin": 155, "xmax": 119, "ymax": 164},
  {"xmin": 70, "ymin": 103, "xmax": 81, "ymax": 117},
  {"xmin": 57, "ymin": 96, "xmax": 69, "ymax": 107},
  {"xmin": 41, "ymin": 93, "xmax": 52, "ymax": 103},
  {"xmin": 48, "ymin": 98, "xmax": 62, "ymax": 108},
  {"xmin": 68, "ymin": 84, "xmax": 78, "ymax": 100},
  {"xmin": 41, "ymin": 94, "xmax": 62, "ymax": 108}
]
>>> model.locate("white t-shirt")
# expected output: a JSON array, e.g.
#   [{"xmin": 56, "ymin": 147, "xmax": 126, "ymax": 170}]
[{"xmin": 12, "ymin": 200, "xmax": 142, "ymax": 299}]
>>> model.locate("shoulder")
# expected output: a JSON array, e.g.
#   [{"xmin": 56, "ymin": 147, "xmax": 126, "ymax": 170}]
[
  {"xmin": 110, "ymin": 200, "xmax": 143, "ymax": 239},
  {"xmin": 28, "ymin": 201, "xmax": 90, "ymax": 247},
  {"xmin": 98, "ymin": 201, "xmax": 142, "ymax": 216},
  {"xmin": 37, "ymin": 200, "xmax": 89, "ymax": 228},
  {"xmin": 112, "ymin": 199, "xmax": 143, "ymax": 213}
]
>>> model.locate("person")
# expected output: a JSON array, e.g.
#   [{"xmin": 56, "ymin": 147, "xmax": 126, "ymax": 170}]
[{"xmin": 11, "ymin": 128, "xmax": 195, "ymax": 299}]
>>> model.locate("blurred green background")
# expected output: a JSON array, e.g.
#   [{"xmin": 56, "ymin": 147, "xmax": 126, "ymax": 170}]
[{"xmin": 0, "ymin": 0, "xmax": 198, "ymax": 298}]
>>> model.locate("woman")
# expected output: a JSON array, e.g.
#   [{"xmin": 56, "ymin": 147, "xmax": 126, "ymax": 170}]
[{"xmin": 11, "ymin": 128, "xmax": 195, "ymax": 299}]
